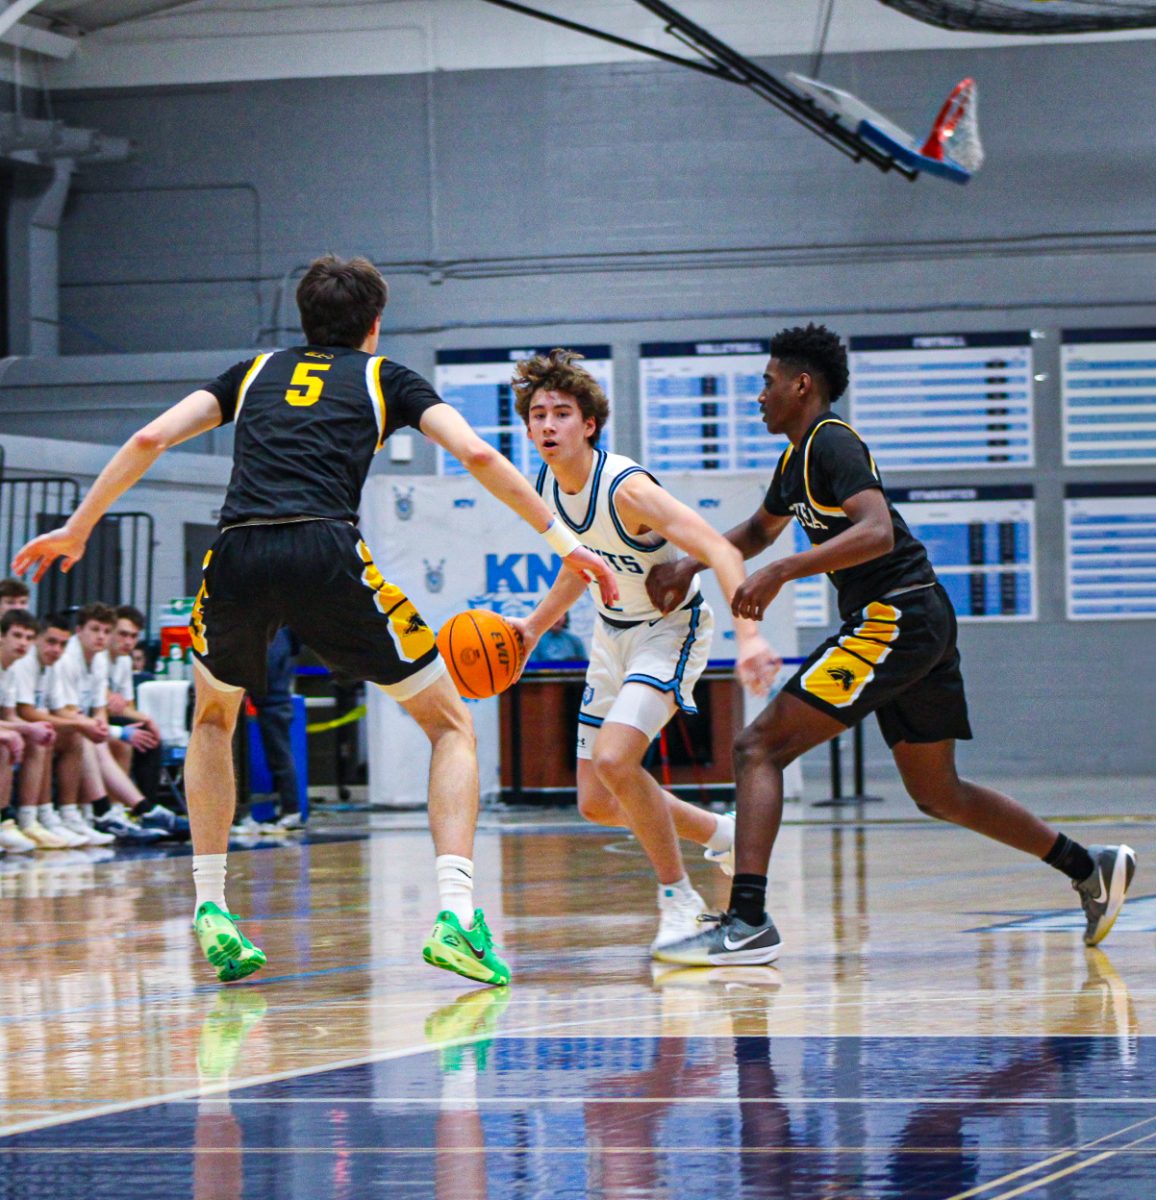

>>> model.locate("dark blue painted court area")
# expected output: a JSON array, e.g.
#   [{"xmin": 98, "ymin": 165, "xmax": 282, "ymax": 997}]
[{"xmin": 3, "ymin": 1036, "xmax": 1153, "ymax": 1199}]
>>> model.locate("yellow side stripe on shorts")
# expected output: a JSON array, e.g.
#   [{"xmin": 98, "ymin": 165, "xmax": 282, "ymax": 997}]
[
  {"xmin": 838, "ymin": 633, "xmax": 893, "ymax": 665},
  {"xmin": 864, "ymin": 601, "xmax": 900, "ymax": 623},
  {"xmin": 857, "ymin": 617, "xmax": 900, "ymax": 643}
]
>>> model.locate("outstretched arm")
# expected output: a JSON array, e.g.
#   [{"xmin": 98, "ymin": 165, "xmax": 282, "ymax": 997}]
[
  {"xmin": 733, "ymin": 488, "xmax": 894, "ymax": 621},
  {"xmin": 615, "ymin": 475, "xmax": 780, "ymax": 694},
  {"xmin": 419, "ymin": 404, "xmax": 619, "ymax": 607},
  {"xmin": 646, "ymin": 505, "xmax": 791, "ymax": 614},
  {"xmin": 13, "ymin": 390, "xmax": 223, "ymax": 582}
]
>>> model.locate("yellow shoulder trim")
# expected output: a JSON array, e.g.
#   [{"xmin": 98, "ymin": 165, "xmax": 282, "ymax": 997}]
[
  {"xmin": 366, "ymin": 356, "xmax": 388, "ymax": 453},
  {"xmin": 233, "ymin": 353, "xmax": 274, "ymax": 422},
  {"xmin": 803, "ymin": 417, "xmax": 876, "ymax": 517}
]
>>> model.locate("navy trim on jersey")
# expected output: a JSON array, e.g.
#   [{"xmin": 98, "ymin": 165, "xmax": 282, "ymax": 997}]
[
  {"xmin": 607, "ymin": 467, "xmax": 668, "ymax": 553},
  {"xmin": 554, "ymin": 448, "xmax": 607, "ymax": 534},
  {"xmin": 623, "ymin": 603, "xmax": 702, "ymax": 714},
  {"xmin": 534, "ymin": 462, "xmax": 549, "ymax": 497},
  {"xmin": 577, "ymin": 712, "xmax": 605, "ymax": 727}
]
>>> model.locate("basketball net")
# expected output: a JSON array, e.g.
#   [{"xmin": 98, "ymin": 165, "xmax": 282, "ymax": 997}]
[{"xmin": 920, "ymin": 77, "xmax": 984, "ymax": 172}]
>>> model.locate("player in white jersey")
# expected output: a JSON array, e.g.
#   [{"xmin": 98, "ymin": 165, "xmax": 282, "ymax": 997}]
[{"xmin": 506, "ymin": 350, "xmax": 781, "ymax": 954}]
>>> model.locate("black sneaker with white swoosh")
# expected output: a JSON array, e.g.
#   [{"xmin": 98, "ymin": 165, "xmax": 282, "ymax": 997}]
[
  {"xmin": 1073, "ymin": 844, "xmax": 1136, "ymax": 946},
  {"xmin": 651, "ymin": 910, "xmax": 783, "ymax": 967}
]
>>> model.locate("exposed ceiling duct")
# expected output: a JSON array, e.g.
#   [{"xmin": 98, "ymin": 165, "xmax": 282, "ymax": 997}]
[{"xmin": 878, "ymin": 0, "xmax": 1156, "ymax": 34}]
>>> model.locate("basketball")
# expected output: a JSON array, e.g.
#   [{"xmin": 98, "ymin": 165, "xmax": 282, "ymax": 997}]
[{"xmin": 437, "ymin": 608, "xmax": 523, "ymax": 698}]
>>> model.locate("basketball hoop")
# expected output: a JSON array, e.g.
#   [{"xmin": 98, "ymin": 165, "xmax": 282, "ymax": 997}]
[
  {"xmin": 786, "ymin": 71, "xmax": 985, "ymax": 184},
  {"xmin": 921, "ymin": 77, "xmax": 984, "ymax": 173}
]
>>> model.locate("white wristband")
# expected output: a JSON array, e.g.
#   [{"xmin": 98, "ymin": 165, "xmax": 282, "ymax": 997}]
[
  {"xmin": 109, "ymin": 725, "xmax": 125, "ymax": 741},
  {"xmin": 541, "ymin": 518, "xmax": 581, "ymax": 558}
]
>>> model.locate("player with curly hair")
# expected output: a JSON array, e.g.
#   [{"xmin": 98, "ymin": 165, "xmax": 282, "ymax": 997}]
[{"xmin": 508, "ymin": 349, "xmax": 780, "ymax": 956}]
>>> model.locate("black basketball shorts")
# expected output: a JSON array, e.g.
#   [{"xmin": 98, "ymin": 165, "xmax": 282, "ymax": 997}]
[
  {"xmin": 189, "ymin": 520, "xmax": 445, "ymax": 698},
  {"xmin": 783, "ymin": 581, "xmax": 973, "ymax": 747}
]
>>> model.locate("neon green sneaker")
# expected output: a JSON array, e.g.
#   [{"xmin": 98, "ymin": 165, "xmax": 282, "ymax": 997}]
[
  {"xmin": 194, "ymin": 901, "xmax": 267, "ymax": 984},
  {"xmin": 422, "ymin": 908, "xmax": 510, "ymax": 987},
  {"xmin": 196, "ymin": 990, "xmax": 268, "ymax": 1080},
  {"xmin": 424, "ymin": 986, "xmax": 511, "ymax": 1072}
]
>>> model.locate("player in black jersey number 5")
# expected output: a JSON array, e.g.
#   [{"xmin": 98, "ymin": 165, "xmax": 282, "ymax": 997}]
[
  {"xmin": 648, "ymin": 324, "xmax": 1135, "ymax": 967},
  {"xmin": 13, "ymin": 255, "xmax": 619, "ymax": 988}
]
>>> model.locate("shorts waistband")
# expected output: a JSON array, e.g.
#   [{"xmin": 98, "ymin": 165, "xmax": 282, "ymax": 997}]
[
  {"xmin": 221, "ymin": 516, "xmax": 354, "ymax": 532},
  {"xmin": 882, "ymin": 581, "xmax": 937, "ymax": 600},
  {"xmin": 600, "ymin": 590, "xmax": 704, "ymax": 630}
]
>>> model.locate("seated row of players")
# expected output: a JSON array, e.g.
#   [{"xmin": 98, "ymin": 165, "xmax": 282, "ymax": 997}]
[{"xmin": 0, "ymin": 586, "xmax": 184, "ymax": 852}]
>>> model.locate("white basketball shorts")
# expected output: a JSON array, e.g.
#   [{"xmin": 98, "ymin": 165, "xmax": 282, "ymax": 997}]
[{"xmin": 576, "ymin": 598, "xmax": 714, "ymax": 759}]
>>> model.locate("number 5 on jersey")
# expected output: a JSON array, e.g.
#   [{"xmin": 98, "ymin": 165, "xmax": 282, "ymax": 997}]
[{"xmin": 286, "ymin": 362, "xmax": 330, "ymax": 407}]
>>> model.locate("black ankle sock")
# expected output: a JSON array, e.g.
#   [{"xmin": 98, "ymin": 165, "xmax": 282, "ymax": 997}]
[
  {"xmin": 730, "ymin": 873, "xmax": 767, "ymax": 926},
  {"xmin": 1044, "ymin": 833, "xmax": 1095, "ymax": 883},
  {"xmin": 131, "ymin": 799, "xmax": 152, "ymax": 817},
  {"xmin": 91, "ymin": 797, "xmax": 111, "ymax": 819}
]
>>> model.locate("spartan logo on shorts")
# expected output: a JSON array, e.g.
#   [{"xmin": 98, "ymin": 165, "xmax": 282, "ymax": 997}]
[
  {"xmin": 801, "ymin": 601, "xmax": 901, "ymax": 709},
  {"xmin": 357, "ymin": 540, "xmax": 436, "ymax": 664},
  {"xmin": 827, "ymin": 666, "xmax": 857, "ymax": 692}
]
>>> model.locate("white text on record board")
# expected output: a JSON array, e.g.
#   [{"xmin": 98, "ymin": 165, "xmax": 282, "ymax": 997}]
[
  {"xmin": 1061, "ymin": 328, "xmax": 1156, "ymax": 466},
  {"xmin": 850, "ymin": 333, "xmax": 1035, "ymax": 471},
  {"xmin": 889, "ymin": 486, "xmax": 1037, "ymax": 621},
  {"xmin": 1065, "ymin": 484, "xmax": 1156, "ymax": 620}
]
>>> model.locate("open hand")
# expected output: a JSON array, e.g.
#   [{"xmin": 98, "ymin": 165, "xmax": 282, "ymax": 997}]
[
  {"xmin": 735, "ymin": 637, "xmax": 782, "ymax": 696},
  {"xmin": 504, "ymin": 617, "xmax": 538, "ymax": 684},
  {"xmin": 563, "ymin": 545, "xmax": 619, "ymax": 608},
  {"xmin": 12, "ymin": 525, "xmax": 87, "ymax": 583}
]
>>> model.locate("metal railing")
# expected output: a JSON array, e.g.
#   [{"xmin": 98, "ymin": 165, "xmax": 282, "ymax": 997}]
[{"xmin": 0, "ymin": 476, "xmax": 156, "ymax": 631}]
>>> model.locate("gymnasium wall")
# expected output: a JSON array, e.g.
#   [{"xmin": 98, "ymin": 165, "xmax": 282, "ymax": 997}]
[{"xmin": 3, "ymin": 38, "xmax": 1155, "ymax": 776}]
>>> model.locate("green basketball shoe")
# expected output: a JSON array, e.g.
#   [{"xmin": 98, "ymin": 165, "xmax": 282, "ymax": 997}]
[
  {"xmin": 422, "ymin": 908, "xmax": 510, "ymax": 987},
  {"xmin": 194, "ymin": 901, "xmax": 267, "ymax": 983}
]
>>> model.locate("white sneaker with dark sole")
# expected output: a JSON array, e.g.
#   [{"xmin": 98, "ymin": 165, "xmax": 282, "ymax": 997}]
[
  {"xmin": 652, "ymin": 911, "xmax": 783, "ymax": 966},
  {"xmin": 1074, "ymin": 844, "xmax": 1136, "ymax": 946}
]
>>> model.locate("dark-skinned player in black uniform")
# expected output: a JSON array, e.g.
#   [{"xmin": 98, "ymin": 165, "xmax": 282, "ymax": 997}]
[
  {"xmin": 647, "ymin": 324, "xmax": 1135, "ymax": 966},
  {"xmin": 14, "ymin": 255, "xmax": 618, "ymax": 988}
]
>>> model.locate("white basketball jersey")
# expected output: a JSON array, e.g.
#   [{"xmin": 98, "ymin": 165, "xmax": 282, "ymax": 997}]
[{"xmin": 535, "ymin": 448, "xmax": 701, "ymax": 622}]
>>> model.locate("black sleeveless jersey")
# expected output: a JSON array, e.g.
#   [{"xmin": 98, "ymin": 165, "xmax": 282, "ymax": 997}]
[
  {"xmin": 763, "ymin": 413, "xmax": 936, "ymax": 620},
  {"xmin": 204, "ymin": 346, "xmax": 443, "ymax": 526}
]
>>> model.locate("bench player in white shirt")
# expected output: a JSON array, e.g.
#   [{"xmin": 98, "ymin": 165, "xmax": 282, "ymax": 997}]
[
  {"xmin": 506, "ymin": 350, "xmax": 781, "ymax": 954},
  {"xmin": 9, "ymin": 613, "xmax": 104, "ymax": 848},
  {"xmin": 53, "ymin": 603, "xmax": 164, "ymax": 845},
  {"xmin": 0, "ymin": 609, "xmax": 57, "ymax": 852}
]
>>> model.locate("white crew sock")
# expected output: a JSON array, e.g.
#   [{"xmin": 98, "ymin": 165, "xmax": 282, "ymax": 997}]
[
  {"xmin": 38, "ymin": 804, "xmax": 58, "ymax": 827},
  {"xmin": 706, "ymin": 811, "xmax": 735, "ymax": 853},
  {"xmin": 193, "ymin": 853, "xmax": 228, "ymax": 919},
  {"xmin": 81, "ymin": 804, "xmax": 95, "ymax": 823},
  {"xmin": 436, "ymin": 854, "xmax": 476, "ymax": 929},
  {"xmin": 59, "ymin": 805, "xmax": 82, "ymax": 825},
  {"xmin": 17, "ymin": 807, "xmax": 36, "ymax": 830},
  {"xmin": 658, "ymin": 875, "xmax": 698, "ymax": 907},
  {"xmin": 440, "ymin": 1058, "xmax": 479, "ymax": 1111}
]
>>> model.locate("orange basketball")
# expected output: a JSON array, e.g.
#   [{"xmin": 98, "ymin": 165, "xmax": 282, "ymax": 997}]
[{"xmin": 436, "ymin": 609, "xmax": 523, "ymax": 699}]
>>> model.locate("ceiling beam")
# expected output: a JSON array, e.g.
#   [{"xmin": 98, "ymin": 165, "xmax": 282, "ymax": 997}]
[
  {"xmin": 1, "ymin": 20, "xmax": 78, "ymax": 59},
  {"xmin": 0, "ymin": 0, "xmax": 47, "ymax": 40}
]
